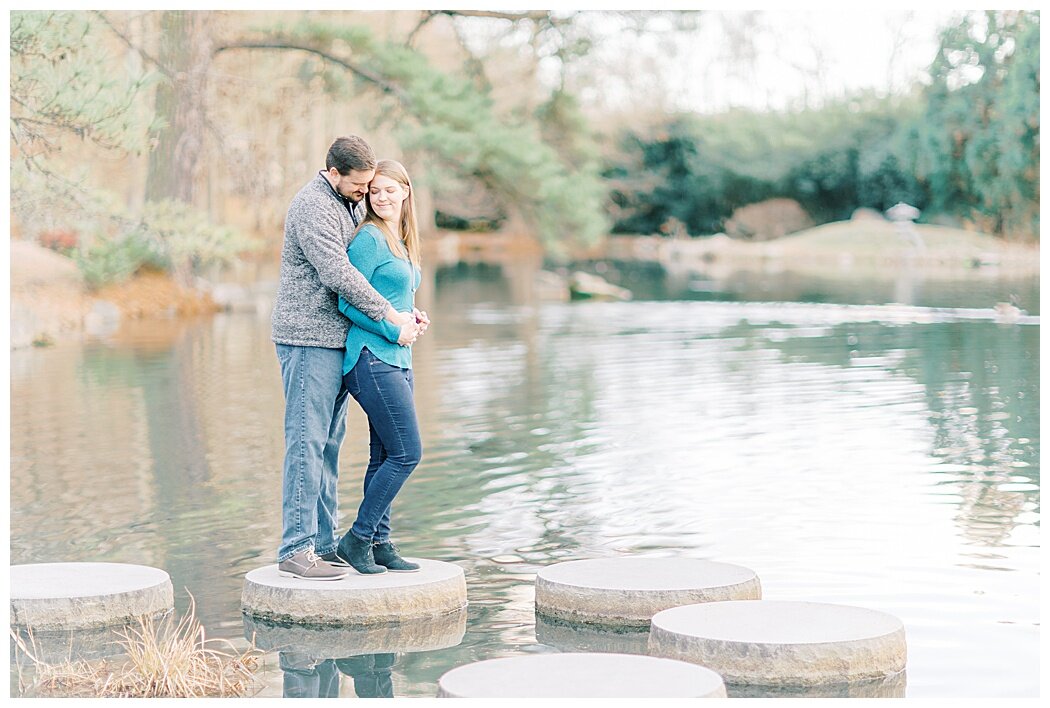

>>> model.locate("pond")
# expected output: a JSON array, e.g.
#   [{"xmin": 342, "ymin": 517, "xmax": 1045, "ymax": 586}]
[{"xmin": 9, "ymin": 265, "xmax": 1039, "ymax": 698}]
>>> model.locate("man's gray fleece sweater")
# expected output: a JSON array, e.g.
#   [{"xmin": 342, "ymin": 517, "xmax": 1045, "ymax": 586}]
[{"xmin": 271, "ymin": 174, "xmax": 390, "ymax": 348}]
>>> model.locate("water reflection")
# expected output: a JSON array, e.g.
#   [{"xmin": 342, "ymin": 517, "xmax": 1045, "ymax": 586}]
[
  {"xmin": 607, "ymin": 260, "xmax": 1040, "ymax": 315},
  {"xmin": 10, "ymin": 624, "xmax": 128, "ymax": 669},
  {"xmin": 243, "ymin": 611, "xmax": 467, "ymax": 657},
  {"xmin": 244, "ymin": 611, "xmax": 466, "ymax": 699},
  {"xmin": 534, "ymin": 614, "xmax": 650, "ymax": 655},
  {"xmin": 280, "ymin": 655, "xmax": 343, "ymax": 698},
  {"xmin": 332, "ymin": 654, "xmax": 395, "ymax": 698},
  {"xmin": 279, "ymin": 653, "xmax": 398, "ymax": 699}
]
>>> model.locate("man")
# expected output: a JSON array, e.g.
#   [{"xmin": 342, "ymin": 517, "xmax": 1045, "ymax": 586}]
[{"xmin": 272, "ymin": 135, "xmax": 419, "ymax": 580}]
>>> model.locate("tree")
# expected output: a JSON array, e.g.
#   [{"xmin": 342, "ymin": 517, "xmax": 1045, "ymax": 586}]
[
  {"xmin": 144, "ymin": 11, "xmax": 214, "ymax": 205},
  {"xmin": 10, "ymin": 11, "xmax": 155, "ymax": 212},
  {"xmin": 912, "ymin": 11, "xmax": 1039, "ymax": 239},
  {"xmin": 213, "ymin": 15, "xmax": 615, "ymax": 252},
  {"xmin": 10, "ymin": 12, "xmax": 153, "ymax": 165},
  {"xmin": 603, "ymin": 94, "xmax": 927, "ymax": 235},
  {"xmin": 11, "ymin": 11, "xmax": 254, "ymax": 285}
]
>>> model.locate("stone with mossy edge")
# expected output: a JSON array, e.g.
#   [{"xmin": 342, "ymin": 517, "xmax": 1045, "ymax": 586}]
[
  {"xmin": 240, "ymin": 559, "xmax": 466, "ymax": 626},
  {"xmin": 10, "ymin": 562, "xmax": 175, "ymax": 631}
]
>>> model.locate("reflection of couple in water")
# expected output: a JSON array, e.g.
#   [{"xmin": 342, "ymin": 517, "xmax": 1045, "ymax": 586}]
[
  {"xmin": 271, "ymin": 136, "xmax": 428, "ymax": 580},
  {"xmin": 282, "ymin": 651, "xmax": 396, "ymax": 698}
]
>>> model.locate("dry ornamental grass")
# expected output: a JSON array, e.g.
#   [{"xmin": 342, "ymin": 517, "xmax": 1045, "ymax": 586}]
[{"xmin": 12, "ymin": 595, "xmax": 261, "ymax": 698}]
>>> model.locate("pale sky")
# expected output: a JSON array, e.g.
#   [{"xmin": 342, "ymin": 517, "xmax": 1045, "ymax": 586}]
[{"xmin": 569, "ymin": 9, "xmax": 967, "ymax": 114}]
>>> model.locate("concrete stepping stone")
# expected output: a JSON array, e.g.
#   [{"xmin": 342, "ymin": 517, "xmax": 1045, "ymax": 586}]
[
  {"xmin": 436, "ymin": 653, "xmax": 727, "ymax": 698},
  {"xmin": 649, "ymin": 600, "xmax": 907, "ymax": 686},
  {"xmin": 241, "ymin": 558, "xmax": 466, "ymax": 626},
  {"xmin": 10, "ymin": 563, "xmax": 174, "ymax": 631},
  {"xmin": 535, "ymin": 557, "xmax": 761, "ymax": 627},
  {"xmin": 243, "ymin": 607, "xmax": 466, "ymax": 658}
]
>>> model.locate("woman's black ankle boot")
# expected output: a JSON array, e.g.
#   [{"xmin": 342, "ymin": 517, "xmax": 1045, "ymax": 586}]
[
  {"xmin": 372, "ymin": 542, "xmax": 421, "ymax": 572},
  {"xmin": 336, "ymin": 533, "xmax": 387, "ymax": 575}
]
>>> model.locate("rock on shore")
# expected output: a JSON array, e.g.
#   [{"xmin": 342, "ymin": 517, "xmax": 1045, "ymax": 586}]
[{"xmin": 9, "ymin": 240, "xmax": 217, "ymax": 349}]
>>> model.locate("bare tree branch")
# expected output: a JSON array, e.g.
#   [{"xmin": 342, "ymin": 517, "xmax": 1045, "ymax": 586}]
[
  {"xmin": 213, "ymin": 41, "xmax": 415, "ymax": 107},
  {"xmin": 434, "ymin": 10, "xmax": 567, "ymax": 24},
  {"xmin": 406, "ymin": 10, "xmax": 440, "ymax": 47},
  {"xmin": 92, "ymin": 10, "xmax": 173, "ymax": 79}
]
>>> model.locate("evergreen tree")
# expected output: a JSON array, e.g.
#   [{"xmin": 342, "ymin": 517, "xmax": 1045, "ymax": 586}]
[{"xmin": 912, "ymin": 11, "xmax": 1039, "ymax": 239}]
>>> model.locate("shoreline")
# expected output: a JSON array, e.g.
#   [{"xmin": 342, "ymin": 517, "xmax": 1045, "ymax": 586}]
[
  {"xmin": 10, "ymin": 222, "xmax": 1040, "ymax": 350},
  {"xmin": 9, "ymin": 239, "xmax": 219, "ymax": 350}
]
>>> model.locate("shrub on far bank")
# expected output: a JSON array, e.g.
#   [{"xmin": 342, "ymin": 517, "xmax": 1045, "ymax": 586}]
[
  {"xmin": 75, "ymin": 232, "xmax": 164, "ymax": 289},
  {"xmin": 74, "ymin": 200, "xmax": 258, "ymax": 290}
]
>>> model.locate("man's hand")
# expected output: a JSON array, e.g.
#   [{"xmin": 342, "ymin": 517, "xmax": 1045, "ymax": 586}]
[
  {"xmin": 386, "ymin": 307, "xmax": 414, "ymax": 327},
  {"xmin": 387, "ymin": 307, "xmax": 422, "ymax": 345},
  {"xmin": 397, "ymin": 320, "xmax": 419, "ymax": 346}
]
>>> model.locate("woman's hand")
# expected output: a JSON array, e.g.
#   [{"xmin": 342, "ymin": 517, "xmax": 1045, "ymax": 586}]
[{"xmin": 414, "ymin": 308, "xmax": 430, "ymax": 336}]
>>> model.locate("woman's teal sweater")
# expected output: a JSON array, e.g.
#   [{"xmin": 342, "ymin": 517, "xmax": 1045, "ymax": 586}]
[{"xmin": 338, "ymin": 223, "xmax": 421, "ymax": 373}]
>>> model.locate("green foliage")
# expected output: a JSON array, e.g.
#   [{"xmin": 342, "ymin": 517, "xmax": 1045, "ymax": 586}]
[
  {"xmin": 12, "ymin": 11, "xmax": 257, "ymax": 283},
  {"xmin": 277, "ymin": 19, "xmax": 609, "ymax": 253},
  {"xmin": 75, "ymin": 231, "xmax": 164, "ymax": 289},
  {"xmin": 137, "ymin": 200, "xmax": 257, "ymax": 272},
  {"xmin": 911, "ymin": 11, "xmax": 1039, "ymax": 238},
  {"xmin": 608, "ymin": 11, "xmax": 1038, "ymax": 242},
  {"xmin": 75, "ymin": 201, "xmax": 258, "ymax": 289},
  {"xmin": 606, "ymin": 96, "xmax": 924, "ymax": 235},
  {"xmin": 10, "ymin": 11, "xmax": 156, "ymax": 161}
]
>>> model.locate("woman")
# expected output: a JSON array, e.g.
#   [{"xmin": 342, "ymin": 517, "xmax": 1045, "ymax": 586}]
[{"xmin": 333, "ymin": 159, "xmax": 428, "ymax": 574}]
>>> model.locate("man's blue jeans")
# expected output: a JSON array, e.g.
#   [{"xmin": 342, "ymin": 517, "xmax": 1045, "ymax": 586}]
[
  {"xmin": 276, "ymin": 344, "xmax": 348, "ymax": 562},
  {"xmin": 343, "ymin": 348, "xmax": 421, "ymax": 544}
]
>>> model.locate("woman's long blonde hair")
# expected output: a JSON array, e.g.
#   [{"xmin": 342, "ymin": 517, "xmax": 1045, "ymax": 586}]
[{"xmin": 358, "ymin": 159, "xmax": 420, "ymax": 269}]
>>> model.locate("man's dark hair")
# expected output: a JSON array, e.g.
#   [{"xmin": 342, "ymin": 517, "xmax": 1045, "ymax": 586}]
[{"xmin": 326, "ymin": 136, "xmax": 376, "ymax": 174}]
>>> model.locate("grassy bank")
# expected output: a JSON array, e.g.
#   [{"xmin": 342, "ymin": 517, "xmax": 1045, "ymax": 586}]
[{"xmin": 606, "ymin": 220, "xmax": 1040, "ymax": 279}]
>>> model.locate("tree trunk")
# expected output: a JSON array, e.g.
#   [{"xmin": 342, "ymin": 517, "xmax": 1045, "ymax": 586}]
[{"xmin": 146, "ymin": 11, "xmax": 212, "ymax": 206}]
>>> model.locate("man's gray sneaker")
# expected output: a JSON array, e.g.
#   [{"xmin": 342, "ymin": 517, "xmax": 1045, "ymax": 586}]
[{"xmin": 278, "ymin": 549, "xmax": 348, "ymax": 580}]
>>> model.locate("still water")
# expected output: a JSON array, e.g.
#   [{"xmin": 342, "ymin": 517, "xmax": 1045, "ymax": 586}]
[{"xmin": 9, "ymin": 267, "xmax": 1040, "ymax": 698}]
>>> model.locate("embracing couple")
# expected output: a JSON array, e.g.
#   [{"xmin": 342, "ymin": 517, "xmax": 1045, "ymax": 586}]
[{"xmin": 271, "ymin": 135, "xmax": 427, "ymax": 580}]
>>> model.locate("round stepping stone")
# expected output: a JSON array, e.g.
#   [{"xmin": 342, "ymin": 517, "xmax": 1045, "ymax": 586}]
[
  {"xmin": 437, "ymin": 653, "xmax": 727, "ymax": 698},
  {"xmin": 649, "ymin": 600, "xmax": 907, "ymax": 686},
  {"xmin": 535, "ymin": 558, "xmax": 761, "ymax": 627},
  {"xmin": 241, "ymin": 558, "xmax": 466, "ymax": 626},
  {"xmin": 243, "ymin": 607, "xmax": 467, "ymax": 658},
  {"xmin": 10, "ymin": 563, "xmax": 174, "ymax": 631}
]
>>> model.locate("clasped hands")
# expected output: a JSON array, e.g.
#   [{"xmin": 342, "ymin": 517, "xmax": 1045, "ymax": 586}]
[{"xmin": 395, "ymin": 308, "xmax": 430, "ymax": 346}]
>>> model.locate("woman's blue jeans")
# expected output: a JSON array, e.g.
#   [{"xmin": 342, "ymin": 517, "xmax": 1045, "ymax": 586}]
[{"xmin": 343, "ymin": 348, "xmax": 421, "ymax": 544}]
